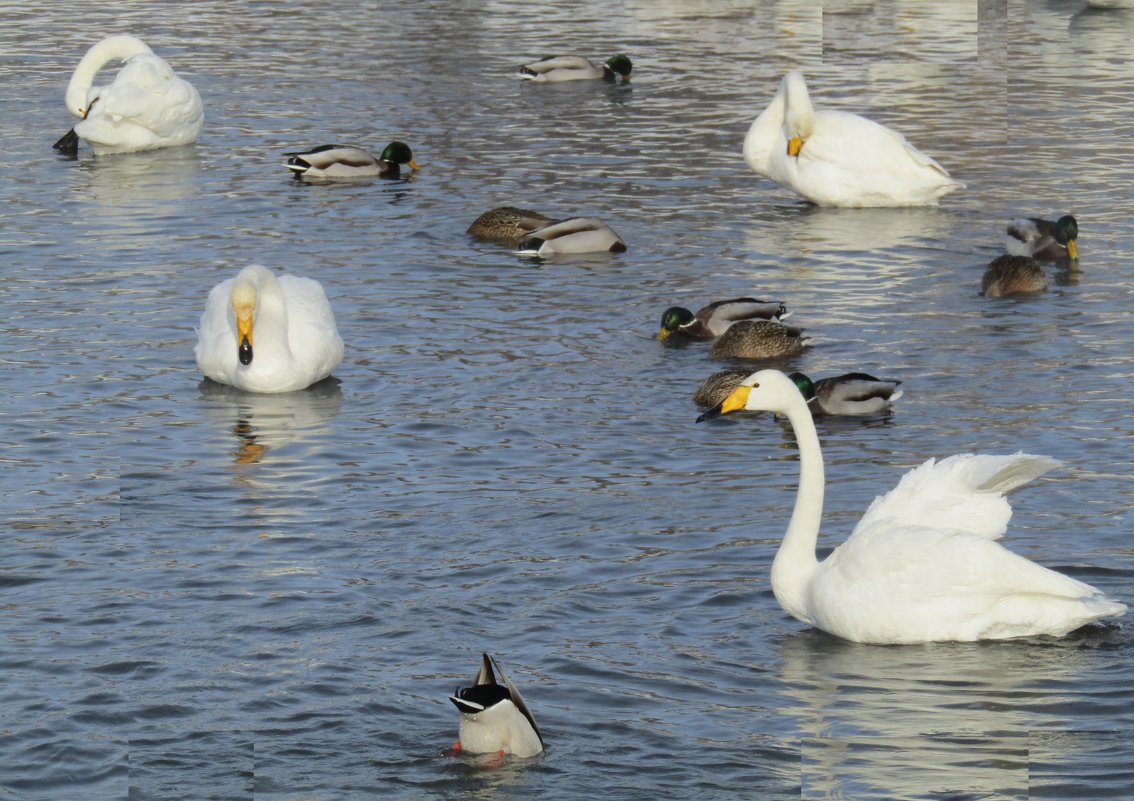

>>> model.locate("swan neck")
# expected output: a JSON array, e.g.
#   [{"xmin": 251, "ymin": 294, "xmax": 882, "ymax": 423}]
[
  {"xmin": 66, "ymin": 36, "xmax": 153, "ymax": 114},
  {"xmin": 770, "ymin": 400, "xmax": 823, "ymax": 622}
]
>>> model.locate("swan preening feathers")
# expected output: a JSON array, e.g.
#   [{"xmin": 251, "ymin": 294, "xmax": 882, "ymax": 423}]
[
  {"xmin": 54, "ymin": 35, "xmax": 203, "ymax": 156},
  {"xmin": 195, "ymin": 265, "xmax": 343, "ymax": 394},
  {"xmin": 697, "ymin": 370, "xmax": 1125, "ymax": 644},
  {"xmin": 743, "ymin": 70, "xmax": 962, "ymax": 207},
  {"xmin": 450, "ymin": 653, "xmax": 544, "ymax": 758}
]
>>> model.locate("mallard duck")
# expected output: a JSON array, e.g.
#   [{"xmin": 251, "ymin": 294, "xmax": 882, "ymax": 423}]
[
  {"xmin": 693, "ymin": 367, "xmax": 753, "ymax": 407},
  {"xmin": 742, "ymin": 70, "xmax": 963, "ymax": 207},
  {"xmin": 789, "ymin": 372, "xmax": 902, "ymax": 416},
  {"xmin": 518, "ymin": 54, "xmax": 632, "ymax": 83},
  {"xmin": 1005, "ymin": 215, "xmax": 1079, "ymax": 261},
  {"xmin": 467, "ymin": 207, "xmax": 559, "ymax": 245},
  {"xmin": 709, "ymin": 320, "xmax": 809, "ymax": 360},
  {"xmin": 53, "ymin": 35, "xmax": 203, "ymax": 157},
  {"xmin": 284, "ymin": 141, "xmax": 418, "ymax": 180},
  {"xmin": 981, "ymin": 255, "xmax": 1047, "ymax": 298},
  {"xmin": 516, "ymin": 218, "xmax": 626, "ymax": 256},
  {"xmin": 450, "ymin": 653, "xmax": 544, "ymax": 758},
  {"xmin": 658, "ymin": 298, "xmax": 789, "ymax": 343},
  {"xmin": 195, "ymin": 264, "xmax": 343, "ymax": 393},
  {"xmin": 696, "ymin": 369, "xmax": 1127, "ymax": 643}
]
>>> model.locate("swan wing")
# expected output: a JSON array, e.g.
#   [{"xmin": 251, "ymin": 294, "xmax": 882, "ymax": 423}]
[
  {"xmin": 195, "ymin": 277, "xmax": 238, "ymax": 381},
  {"xmin": 853, "ymin": 453, "xmax": 1060, "ymax": 542},
  {"xmin": 278, "ymin": 275, "xmax": 344, "ymax": 375},
  {"xmin": 95, "ymin": 55, "xmax": 201, "ymax": 132}
]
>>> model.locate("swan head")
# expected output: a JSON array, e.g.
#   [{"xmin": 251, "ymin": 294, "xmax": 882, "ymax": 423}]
[
  {"xmin": 604, "ymin": 54, "xmax": 633, "ymax": 81},
  {"xmin": 657, "ymin": 306, "xmax": 695, "ymax": 341},
  {"xmin": 381, "ymin": 141, "xmax": 419, "ymax": 171},
  {"xmin": 696, "ymin": 369, "xmax": 802, "ymax": 421},
  {"xmin": 781, "ymin": 70, "xmax": 814, "ymax": 157},
  {"xmin": 1054, "ymin": 215, "xmax": 1079, "ymax": 259},
  {"xmin": 230, "ymin": 281, "xmax": 257, "ymax": 366}
]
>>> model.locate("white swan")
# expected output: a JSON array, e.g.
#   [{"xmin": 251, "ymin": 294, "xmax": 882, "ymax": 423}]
[
  {"xmin": 195, "ymin": 265, "xmax": 343, "ymax": 394},
  {"xmin": 743, "ymin": 71, "xmax": 963, "ymax": 207},
  {"xmin": 54, "ymin": 35, "xmax": 203, "ymax": 156},
  {"xmin": 697, "ymin": 370, "xmax": 1126, "ymax": 644}
]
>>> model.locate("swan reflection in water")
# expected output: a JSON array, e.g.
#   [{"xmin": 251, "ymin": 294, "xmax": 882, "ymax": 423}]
[
  {"xmin": 197, "ymin": 376, "xmax": 343, "ymax": 466},
  {"xmin": 774, "ymin": 626, "xmax": 1123, "ymax": 799}
]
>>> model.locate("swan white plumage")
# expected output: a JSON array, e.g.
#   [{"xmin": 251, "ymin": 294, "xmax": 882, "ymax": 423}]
[
  {"xmin": 743, "ymin": 71, "xmax": 963, "ymax": 207},
  {"xmin": 697, "ymin": 370, "xmax": 1126, "ymax": 644},
  {"xmin": 54, "ymin": 35, "xmax": 203, "ymax": 156},
  {"xmin": 195, "ymin": 265, "xmax": 343, "ymax": 394}
]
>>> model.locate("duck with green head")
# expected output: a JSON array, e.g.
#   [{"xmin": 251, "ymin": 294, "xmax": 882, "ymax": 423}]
[
  {"xmin": 788, "ymin": 372, "xmax": 902, "ymax": 416},
  {"xmin": 1006, "ymin": 214, "xmax": 1078, "ymax": 261},
  {"xmin": 518, "ymin": 54, "xmax": 632, "ymax": 83},
  {"xmin": 285, "ymin": 141, "xmax": 419, "ymax": 180},
  {"xmin": 658, "ymin": 297, "xmax": 790, "ymax": 344}
]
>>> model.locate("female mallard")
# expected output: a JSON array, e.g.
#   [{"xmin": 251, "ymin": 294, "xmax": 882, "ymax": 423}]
[
  {"xmin": 450, "ymin": 653, "xmax": 544, "ymax": 759},
  {"xmin": 789, "ymin": 372, "xmax": 903, "ymax": 416},
  {"xmin": 981, "ymin": 255, "xmax": 1046, "ymax": 298},
  {"xmin": 284, "ymin": 141, "xmax": 418, "ymax": 180},
  {"xmin": 693, "ymin": 367, "xmax": 753, "ymax": 407},
  {"xmin": 468, "ymin": 207, "xmax": 559, "ymax": 246},
  {"xmin": 518, "ymin": 54, "xmax": 632, "ymax": 83},
  {"xmin": 517, "ymin": 218, "xmax": 626, "ymax": 256},
  {"xmin": 709, "ymin": 320, "xmax": 809, "ymax": 360},
  {"xmin": 658, "ymin": 298, "xmax": 790, "ymax": 343},
  {"xmin": 53, "ymin": 34, "xmax": 203, "ymax": 156},
  {"xmin": 1005, "ymin": 215, "xmax": 1078, "ymax": 261},
  {"xmin": 743, "ymin": 71, "xmax": 962, "ymax": 207}
]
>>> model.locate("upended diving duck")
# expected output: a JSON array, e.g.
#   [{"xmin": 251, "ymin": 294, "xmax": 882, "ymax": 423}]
[{"xmin": 450, "ymin": 653, "xmax": 544, "ymax": 758}]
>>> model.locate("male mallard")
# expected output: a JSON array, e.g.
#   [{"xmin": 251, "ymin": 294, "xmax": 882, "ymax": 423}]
[
  {"xmin": 450, "ymin": 653, "xmax": 544, "ymax": 758},
  {"xmin": 789, "ymin": 372, "xmax": 902, "ymax": 416},
  {"xmin": 518, "ymin": 54, "xmax": 632, "ymax": 83},
  {"xmin": 53, "ymin": 34, "xmax": 203, "ymax": 157},
  {"xmin": 658, "ymin": 298, "xmax": 789, "ymax": 343},
  {"xmin": 467, "ymin": 207, "xmax": 559, "ymax": 246},
  {"xmin": 709, "ymin": 320, "xmax": 809, "ymax": 360},
  {"xmin": 284, "ymin": 141, "xmax": 418, "ymax": 180},
  {"xmin": 981, "ymin": 255, "xmax": 1047, "ymax": 298},
  {"xmin": 1005, "ymin": 215, "xmax": 1078, "ymax": 261},
  {"xmin": 517, "ymin": 218, "xmax": 626, "ymax": 256},
  {"xmin": 743, "ymin": 71, "xmax": 962, "ymax": 207}
]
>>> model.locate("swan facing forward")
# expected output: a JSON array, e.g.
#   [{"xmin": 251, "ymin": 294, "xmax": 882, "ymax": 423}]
[
  {"xmin": 743, "ymin": 71, "xmax": 962, "ymax": 207},
  {"xmin": 195, "ymin": 265, "xmax": 343, "ymax": 394},
  {"xmin": 450, "ymin": 653, "xmax": 544, "ymax": 758},
  {"xmin": 697, "ymin": 370, "xmax": 1126, "ymax": 644},
  {"xmin": 54, "ymin": 35, "xmax": 203, "ymax": 156}
]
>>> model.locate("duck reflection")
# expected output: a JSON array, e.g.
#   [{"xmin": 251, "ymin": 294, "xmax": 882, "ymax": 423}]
[
  {"xmin": 775, "ymin": 627, "xmax": 1119, "ymax": 798},
  {"xmin": 197, "ymin": 376, "xmax": 343, "ymax": 465}
]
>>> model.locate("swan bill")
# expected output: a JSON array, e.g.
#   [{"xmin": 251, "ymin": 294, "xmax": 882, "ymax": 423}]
[
  {"xmin": 787, "ymin": 135, "xmax": 803, "ymax": 157},
  {"xmin": 53, "ymin": 129, "xmax": 80, "ymax": 156},
  {"xmin": 238, "ymin": 336, "xmax": 253, "ymax": 365},
  {"xmin": 696, "ymin": 385, "xmax": 753, "ymax": 422}
]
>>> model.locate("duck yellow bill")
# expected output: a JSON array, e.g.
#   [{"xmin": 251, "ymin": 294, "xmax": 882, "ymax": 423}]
[
  {"xmin": 1065, "ymin": 239, "xmax": 1078, "ymax": 260},
  {"xmin": 787, "ymin": 135, "xmax": 803, "ymax": 157},
  {"xmin": 408, "ymin": 158, "xmax": 421, "ymax": 171},
  {"xmin": 656, "ymin": 328, "xmax": 671, "ymax": 341}
]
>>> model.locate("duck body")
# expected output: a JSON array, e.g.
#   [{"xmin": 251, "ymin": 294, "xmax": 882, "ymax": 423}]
[
  {"xmin": 450, "ymin": 653, "xmax": 544, "ymax": 758},
  {"xmin": 517, "ymin": 217, "xmax": 626, "ymax": 256},
  {"xmin": 709, "ymin": 320, "xmax": 809, "ymax": 360},
  {"xmin": 518, "ymin": 54, "xmax": 632, "ymax": 83},
  {"xmin": 55, "ymin": 35, "xmax": 203, "ymax": 156},
  {"xmin": 285, "ymin": 141, "xmax": 418, "ymax": 180},
  {"xmin": 697, "ymin": 370, "xmax": 1127, "ymax": 644},
  {"xmin": 1005, "ymin": 215, "xmax": 1079, "ymax": 261},
  {"xmin": 982, "ymin": 255, "xmax": 1047, "ymax": 298},
  {"xmin": 791, "ymin": 372, "xmax": 902, "ymax": 416},
  {"xmin": 468, "ymin": 207, "xmax": 559, "ymax": 245},
  {"xmin": 658, "ymin": 297, "xmax": 789, "ymax": 342},
  {"xmin": 195, "ymin": 264, "xmax": 343, "ymax": 394},
  {"xmin": 693, "ymin": 367, "xmax": 753, "ymax": 407},
  {"xmin": 743, "ymin": 71, "xmax": 962, "ymax": 207}
]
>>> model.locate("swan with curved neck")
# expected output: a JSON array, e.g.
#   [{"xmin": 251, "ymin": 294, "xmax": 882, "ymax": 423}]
[
  {"xmin": 697, "ymin": 369, "xmax": 1126, "ymax": 643},
  {"xmin": 55, "ymin": 34, "xmax": 203, "ymax": 156},
  {"xmin": 195, "ymin": 265, "xmax": 343, "ymax": 394}
]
